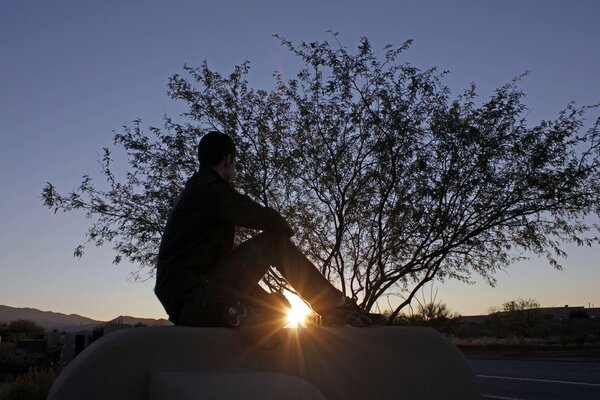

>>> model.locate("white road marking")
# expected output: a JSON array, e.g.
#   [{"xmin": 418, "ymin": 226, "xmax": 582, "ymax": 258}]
[{"xmin": 477, "ymin": 374, "xmax": 600, "ymax": 388}]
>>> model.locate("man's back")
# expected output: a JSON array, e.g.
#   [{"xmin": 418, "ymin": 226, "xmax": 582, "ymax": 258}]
[{"xmin": 157, "ymin": 169, "xmax": 234, "ymax": 285}]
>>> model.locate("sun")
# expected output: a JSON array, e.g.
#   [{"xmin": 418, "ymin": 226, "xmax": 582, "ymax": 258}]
[{"xmin": 285, "ymin": 292, "xmax": 312, "ymax": 328}]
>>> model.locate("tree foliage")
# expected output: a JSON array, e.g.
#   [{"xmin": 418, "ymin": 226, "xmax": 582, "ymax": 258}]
[
  {"xmin": 487, "ymin": 298, "xmax": 550, "ymax": 338},
  {"xmin": 42, "ymin": 34, "xmax": 600, "ymax": 319},
  {"xmin": 0, "ymin": 320, "xmax": 45, "ymax": 343},
  {"xmin": 0, "ymin": 320, "xmax": 46, "ymax": 384},
  {"xmin": 0, "ymin": 343, "xmax": 38, "ymax": 383}
]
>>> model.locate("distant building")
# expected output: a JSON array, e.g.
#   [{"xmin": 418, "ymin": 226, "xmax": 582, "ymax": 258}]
[
  {"xmin": 94, "ymin": 316, "xmax": 134, "ymax": 337},
  {"xmin": 536, "ymin": 305, "xmax": 585, "ymax": 320},
  {"xmin": 62, "ymin": 330, "xmax": 94, "ymax": 363},
  {"xmin": 60, "ymin": 317, "xmax": 140, "ymax": 364},
  {"xmin": 458, "ymin": 305, "xmax": 599, "ymax": 324}
]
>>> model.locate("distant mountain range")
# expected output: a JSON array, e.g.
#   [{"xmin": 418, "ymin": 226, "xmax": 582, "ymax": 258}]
[{"xmin": 0, "ymin": 305, "xmax": 172, "ymax": 332}]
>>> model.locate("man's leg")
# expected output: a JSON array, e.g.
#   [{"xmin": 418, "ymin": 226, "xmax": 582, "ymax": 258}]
[
  {"xmin": 266, "ymin": 234, "xmax": 385, "ymax": 326},
  {"xmin": 216, "ymin": 232, "xmax": 343, "ymax": 314},
  {"xmin": 217, "ymin": 232, "xmax": 381, "ymax": 327},
  {"xmin": 246, "ymin": 285, "xmax": 291, "ymax": 313}
]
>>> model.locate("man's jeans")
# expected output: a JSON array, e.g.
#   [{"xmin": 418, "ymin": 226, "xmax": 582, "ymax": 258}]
[{"xmin": 173, "ymin": 232, "xmax": 343, "ymax": 327}]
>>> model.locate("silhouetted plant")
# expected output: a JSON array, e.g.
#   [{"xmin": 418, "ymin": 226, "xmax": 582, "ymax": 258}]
[
  {"xmin": 0, "ymin": 321, "xmax": 45, "ymax": 343},
  {"xmin": 42, "ymin": 33, "xmax": 600, "ymax": 320},
  {"xmin": 568, "ymin": 309, "xmax": 590, "ymax": 319},
  {"xmin": 487, "ymin": 298, "xmax": 550, "ymax": 338},
  {"xmin": 0, "ymin": 364, "xmax": 63, "ymax": 400},
  {"xmin": 0, "ymin": 344, "xmax": 37, "ymax": 382},
  {"xmin": 384, "ymin": 286, "xmax": 459, "ymax": 333}
]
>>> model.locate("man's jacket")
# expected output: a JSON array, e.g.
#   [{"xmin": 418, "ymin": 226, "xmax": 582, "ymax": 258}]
[{"xmin": 154, "ymin": 168, "xmax": 290, "ymax": 315}]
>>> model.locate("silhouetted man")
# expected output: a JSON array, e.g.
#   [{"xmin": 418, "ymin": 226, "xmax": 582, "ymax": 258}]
[{"xmin": 155, "ymin": 131, "xmax": 379, "ymax": 328}]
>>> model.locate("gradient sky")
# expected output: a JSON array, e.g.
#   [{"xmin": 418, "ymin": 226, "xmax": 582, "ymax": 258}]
[{"xmin": 1, "ymin": 1, "xmax": 599, "ymax": 321}]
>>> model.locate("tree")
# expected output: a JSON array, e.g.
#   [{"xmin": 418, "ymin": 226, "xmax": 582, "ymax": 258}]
[
  {"xmin": 488, "ymin": 298, "xmax": 549, "ymax": 338},
  {"xmin": 0, "ymin": 320, "xmax": 45, "ymax": 343},
  {"xmin": 0, "ymin": 320, "xmax": 46, "ymax": 384},
  {"xmin": 42, "ymin": 34, "xmax": 600, "ymax": 321}
]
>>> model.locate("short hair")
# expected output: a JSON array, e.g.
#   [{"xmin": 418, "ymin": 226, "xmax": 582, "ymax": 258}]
[{"xmin": 197, "ymin": 131, "xmax": 236, "ymax": 168}]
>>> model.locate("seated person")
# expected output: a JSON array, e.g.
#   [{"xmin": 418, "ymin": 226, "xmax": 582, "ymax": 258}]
[{"xmin": 155, "ymin": 131, "xmax": 380, "ymax": 328}]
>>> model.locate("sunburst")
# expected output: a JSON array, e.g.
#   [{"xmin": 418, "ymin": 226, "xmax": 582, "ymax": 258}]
[{"xmin": 285, "ymin": 292, "xmax": 312, "ymax": 328}]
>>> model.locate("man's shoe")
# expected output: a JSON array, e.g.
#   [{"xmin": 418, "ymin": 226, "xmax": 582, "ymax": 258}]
[{"xmin": 321, "ymin": 297, "xmax": 385, "ymax": 327}]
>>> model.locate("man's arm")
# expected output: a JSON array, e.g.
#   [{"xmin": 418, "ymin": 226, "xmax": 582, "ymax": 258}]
[{"xmin": 210, "ymin": 181, "xmax": 294, "ymax": 236}]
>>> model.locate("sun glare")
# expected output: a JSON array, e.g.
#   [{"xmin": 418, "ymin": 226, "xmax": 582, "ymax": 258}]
[{"xmin": 285, "ymin": 292, "xmax": 312, "ymax": 328}]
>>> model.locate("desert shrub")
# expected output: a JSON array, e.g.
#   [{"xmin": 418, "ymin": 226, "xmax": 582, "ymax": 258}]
[
  {"xmin": 569, "ymin": 309, "xmax": 590, "ymax": 319},
  {"xmin": 0, "ymin": 364, "xmax": 62, "ymax": 400},
  {"xmin": 557, "ymin": 334, "xmax": 589, "ymax": 346},
  {"xmin": 0, "ymin": 321, "xmax": 45, "ymax": 343},
  {"xmin": 452, "ymin": 323, "xmax": 490, "ymax": 339},
  {"xmin": 574, "ymin": 335, "xmax": 588, "ymax": 346},
  {"xmin": 453, "ymin": 324, "xmax": 475, "ymax": 339},
  {"xmin": 559, "ymin": 334, "xmax": 571, "ymax": 345},
  {"xmin": 487, "ymin": 298, "xmax": 551, "ymax": 338},
  {"xmin": 0, "ymin": 344, "xmax": 37, "ymax": 382}
]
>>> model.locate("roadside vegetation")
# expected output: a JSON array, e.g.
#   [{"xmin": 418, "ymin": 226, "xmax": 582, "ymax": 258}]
[
  {"xmin": 0, "ymin": 320, "xmax": 63, "ymax": 400},
  {"xmin": 388, "ymin": 297, "xmax": 600, "ymax": 360}
]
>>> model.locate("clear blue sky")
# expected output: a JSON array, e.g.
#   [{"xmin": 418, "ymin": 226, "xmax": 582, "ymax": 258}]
[{"xmin": 1, "ymin": 0, "xmax": 599, "ymax": 320}]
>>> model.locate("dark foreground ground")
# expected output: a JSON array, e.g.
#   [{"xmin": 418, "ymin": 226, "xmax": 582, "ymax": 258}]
[
  {"xmin": 459, "ymin": 344, "xmax": 600, "ymax": 362},
  {"xmin": 471, "ymin": 359, "xmax": 600, "ymax": 400},
  {"xmin": 461, "ymin": 347, "xmax": 600, "ymax": 400}
]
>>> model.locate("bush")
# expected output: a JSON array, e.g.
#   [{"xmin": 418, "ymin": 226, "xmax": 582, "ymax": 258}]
[
  {"xmin": 0, "ymin": 365, "xmax": 62, "ymax": 400},
  {"xmin": 0, "ymin": 321, "xmax": 45, "ymax": 343},
  {"xmin": 453, "ymin": 324, "xmax": 473, "ymax": 339},
  {"xmin": 0, "ymin": 344, "xmax": 37, "ymax": 382},
  {"xmin": 575, "ymin": 335, "xmax": 588, "ymax": 346},
  {"xmin": 453, "ymin": 323, "xmax": 486, "ymax": 339},
  {"xmin": 486, "ymin": 298, "xmax": 551, "ymax": 338},
  {"xmin": 569, "ymin": 309, "xmax": 590, "ymax": 319}
]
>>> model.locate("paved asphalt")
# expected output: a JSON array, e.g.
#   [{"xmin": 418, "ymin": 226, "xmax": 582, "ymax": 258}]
[{"xmin": 470, "ymin": 359, "xmax": 600, "ymax": 400}]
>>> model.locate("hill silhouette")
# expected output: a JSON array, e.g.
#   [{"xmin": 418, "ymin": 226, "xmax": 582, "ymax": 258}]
[{"xmin": 0, "ymin": 305, "xmax": 171, "ymax": 331}]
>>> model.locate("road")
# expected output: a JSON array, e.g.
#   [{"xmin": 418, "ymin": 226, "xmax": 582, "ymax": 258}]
[{"xmin": 470, "ymin": 359, "xmax": 600, "ymax": 400}]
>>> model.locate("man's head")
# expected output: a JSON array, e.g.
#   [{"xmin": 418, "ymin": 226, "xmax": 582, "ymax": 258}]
[{"xmin": 198, "ymin": 131, "xmax": 237, "ymax": 182}]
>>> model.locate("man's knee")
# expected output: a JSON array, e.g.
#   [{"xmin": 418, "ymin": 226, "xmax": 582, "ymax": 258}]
[{"xmin": 252, "ymin": 231, "xmax": 292, "ymax": 247}]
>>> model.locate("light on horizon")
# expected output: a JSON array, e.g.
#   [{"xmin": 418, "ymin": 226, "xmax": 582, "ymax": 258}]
[{"xmin": 285, "ymin": 292, "xmax": 312, "ymax": 328}]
